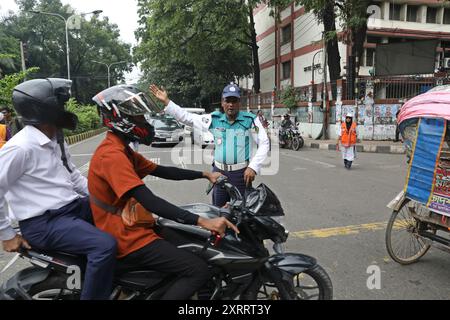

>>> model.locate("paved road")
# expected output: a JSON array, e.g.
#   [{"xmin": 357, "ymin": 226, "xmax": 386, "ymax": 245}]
[{"xmin": 1, "ymin": 134, "xmax": 449, "ymax": 299}]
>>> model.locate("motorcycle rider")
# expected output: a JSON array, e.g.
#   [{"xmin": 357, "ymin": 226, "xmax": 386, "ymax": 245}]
[
  {"xmin": 280, "ymin": 114, "xmax": 294, "ymax": 145},
  {"xmin": 0, "ymin": 78, "xmax": 117, "ymax": 300},
  {"xmin": 89, "ymin": 85, "xmax": 239, "ymax": 300}
]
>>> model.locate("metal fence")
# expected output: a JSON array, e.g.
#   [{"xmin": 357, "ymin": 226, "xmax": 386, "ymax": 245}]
[{"xmin": 356, "ymin": 75, "xmax": 447, "ymax": 100}]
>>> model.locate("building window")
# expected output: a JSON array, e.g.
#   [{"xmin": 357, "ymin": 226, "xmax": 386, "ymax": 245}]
[
  {"xmin": 364, "ymin": 48, "xmax": 375, "ymax": 67},
  {"xmin": 367, "ymin": 36, "xmax": 381, "ymax": 44},
  {"xmin": 281, "ymin": 24, "xmax": 292, "ymax": 45},
  {"xmin": 444, "ymin": 8, "xmax": 450, "ymax": 24},
  {"xmin": 406, "ymin": 5, "xmax": 418, "ymax": 22},
  {"xmin": 427, "ymin": 7, "xmax": 437, "ymax": 24},
  {"xmin": 389, "ymin": 4, "xmax": 402, "ymax": 21},
  {"xmin": 282, "ymin": 61, "xmax": 291, "ymax": 80}
]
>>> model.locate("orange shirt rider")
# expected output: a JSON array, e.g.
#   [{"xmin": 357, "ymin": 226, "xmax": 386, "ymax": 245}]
[
  {"xmin": 340, "ymin": 116, "xmax": 357, "ymax": 147},
  {"xmin": 0, "ymin": 124, "xmax": 6, "ymax": 148},
  {"xmin": 88, "ymin": 132, "xmax": 161, "ymax": 258}
]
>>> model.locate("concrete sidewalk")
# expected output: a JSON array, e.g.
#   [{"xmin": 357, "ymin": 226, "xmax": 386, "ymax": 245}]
[{"xmin": 303, "ymin": 138, "xmax": 405, "ymax": 154}]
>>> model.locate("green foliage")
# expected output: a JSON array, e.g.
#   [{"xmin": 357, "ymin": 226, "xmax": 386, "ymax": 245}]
[
  {"xmin": 280, "ymin": 85, "xmax": 298, "ymax": 111},
  {"xmin": 64, "ymin": 98, "xmax": 101, "ymax": 135},
  {"xmin": 0, "ymin": 67, "xmax": 39, "ymax": 107},
  {"xmin": 134, "ymin": 0, "xmax": 255, "ymax": 107},
  {"xmin": 0, "ymin": 0, "xmax": 133, "ymax": 104}
]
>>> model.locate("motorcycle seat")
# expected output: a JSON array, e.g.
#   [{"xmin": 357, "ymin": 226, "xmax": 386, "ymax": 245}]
[{"xmin": 114, "ymin": 270, "xmax": 168, "ymax": 290}]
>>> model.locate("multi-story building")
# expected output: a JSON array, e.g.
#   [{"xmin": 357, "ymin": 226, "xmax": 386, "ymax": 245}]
[
  {"xmin": 246, "ymin": 0, "xmax": 450, "ymax": 93},
  {"xmin": 243, "ymin": 1, "xmax": 450, "ymax": 140}
]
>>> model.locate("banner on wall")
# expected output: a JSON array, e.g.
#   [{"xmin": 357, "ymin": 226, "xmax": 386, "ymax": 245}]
[
  {"xmin": 404, "ymin": 118, "xmax": 450, "ymax": 217},
  {"xmin": 374, "ymin": 105, "xmax": 399, "ymax": 125},
  {"xmin": 428, "ymin": 154, "xmax": 450, "ymax": 217}
]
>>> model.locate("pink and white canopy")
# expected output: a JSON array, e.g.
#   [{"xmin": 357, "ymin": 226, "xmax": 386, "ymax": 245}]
[{"xmin": 398, "ymin": 85, "xmax": 450, "ymax": 125}]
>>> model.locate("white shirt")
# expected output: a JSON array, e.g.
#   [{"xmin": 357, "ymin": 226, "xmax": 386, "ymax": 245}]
[
  {"xmin": 164, "ymin": 101, "xmax": 270, "ymax": 174},
  {"xmin": 0, "ymin": 126, "xmax": 88, "ymax": 241}
]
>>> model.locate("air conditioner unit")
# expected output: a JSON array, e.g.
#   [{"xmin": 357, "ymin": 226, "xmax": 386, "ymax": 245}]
[{"xmin": 444, "ymin": 58, "xmax": 450, "ymax": 69}]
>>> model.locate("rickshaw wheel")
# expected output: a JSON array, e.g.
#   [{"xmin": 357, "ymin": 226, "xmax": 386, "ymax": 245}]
[{"xmin": 385, "ymin": 199, "xmax": 434, "ymax": 265}]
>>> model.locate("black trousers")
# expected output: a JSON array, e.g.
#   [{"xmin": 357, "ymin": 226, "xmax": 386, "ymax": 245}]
[{"xmin": 117, "ymin": 238, "xmax": 211, "ymax": 300}]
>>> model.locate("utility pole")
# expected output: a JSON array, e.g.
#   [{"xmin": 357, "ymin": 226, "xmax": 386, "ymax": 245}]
[
  {"xmin": 322, "ymin": 33, "xmax": 328, "ymax": 140},
  {"xmin": 92, "ymin": 60, "xmax": 127, "ymax": 87},
  {"xmin": 20, "ymin": 41, "xmax": 27, "ymax": 76}
]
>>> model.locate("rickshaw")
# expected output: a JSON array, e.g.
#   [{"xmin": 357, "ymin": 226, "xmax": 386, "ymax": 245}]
[{"xmin": 385, "ymin": 85, "xmax": 450, "ymax": 265}]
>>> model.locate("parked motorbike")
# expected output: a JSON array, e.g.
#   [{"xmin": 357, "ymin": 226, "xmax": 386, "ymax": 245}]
[
  {"xmin": 279, "ymin": 126, "xmax": 304, "ymax": 151},
  {"xmin": 0, "ymin": 177, "xmax": 332, "ymax": 300}
]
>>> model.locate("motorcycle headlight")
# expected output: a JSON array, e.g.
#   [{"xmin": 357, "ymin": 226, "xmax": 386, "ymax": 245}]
[{"xmin": 272, "ymin": 216, "xmax": 287, "ymax": 229}]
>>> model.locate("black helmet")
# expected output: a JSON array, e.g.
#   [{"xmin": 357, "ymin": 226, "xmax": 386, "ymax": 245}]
[
  {"xmin": 92, "ymin": 85, "xmax": 160, "ymax": 146},
  {"xmin": 12, "ymin": 78, "xmax": 77, "ymax": 130}
]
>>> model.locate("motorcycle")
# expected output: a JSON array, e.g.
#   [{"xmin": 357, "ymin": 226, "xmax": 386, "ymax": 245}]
[
  {"xmin": 0, "ymin": 177, "xmax": 332, "ymax": 300},
  {"xmin": 279, "ymin": 126, "xmax": 304, "ymax": 151}
]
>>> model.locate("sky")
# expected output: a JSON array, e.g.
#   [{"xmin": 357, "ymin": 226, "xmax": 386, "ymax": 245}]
[{"xmin": 0, "ymin": 0, "xmax": 142, "ymax": 83}]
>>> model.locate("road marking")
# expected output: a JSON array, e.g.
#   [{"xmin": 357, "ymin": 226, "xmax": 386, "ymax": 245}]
[
  {"xmin": 291, "ymin": 221, "xmax": 405, "ymax": 239},
  {"xmin": 282, "ymin": 153, "xmax": 336, "ymax": 168},
  {"xmin": 293, "ymin": 167, "xmax": 307, "ymax": 171}
]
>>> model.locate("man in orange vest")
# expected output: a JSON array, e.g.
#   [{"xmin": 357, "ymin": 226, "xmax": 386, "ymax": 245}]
[
  {"xmin": 337, "ymin": 112, "xmax": 357, "ymax": 169},
  {"xmin": 0, "ymin": 112, "xmax": 8, "ymax": 148}
]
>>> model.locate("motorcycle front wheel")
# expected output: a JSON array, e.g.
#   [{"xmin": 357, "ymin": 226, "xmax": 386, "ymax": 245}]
[
  {"xmin": 291, "ymin": 136, "xmax": 304, "ymax": 151},
  {"xmin": 243, "ymin": 264, "xmax": 333, "ymax": 300}
]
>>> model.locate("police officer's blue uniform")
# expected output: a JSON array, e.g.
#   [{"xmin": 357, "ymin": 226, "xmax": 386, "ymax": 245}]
[
  {"xmin": 210, "ymin": 110, "xmax": 257, "ymax": 206},
  {"xmin": 164, "ymin": 83, "xmax": 270, "ymax": 207}
]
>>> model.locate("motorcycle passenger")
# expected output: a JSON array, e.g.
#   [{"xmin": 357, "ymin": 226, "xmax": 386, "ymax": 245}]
[
  {"xmin": 89, "ymin": 85, "xmax": 239, "ymax": 300},
  {"xmin": 0, "ymin": 78, "xmax": 117, "ymax": 300}
]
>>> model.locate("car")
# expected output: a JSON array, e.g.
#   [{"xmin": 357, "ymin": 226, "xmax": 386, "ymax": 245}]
[
  {"xmin": 147, "ymin": 115, "xmax": 184, "ymax": 147},
  {"xmin": 191, "ymin": 129, "xmax": 214, "ymax": 148},
  {"xmin": 180, "ymin": 108, "xmax": 206, "ymax": 136}
]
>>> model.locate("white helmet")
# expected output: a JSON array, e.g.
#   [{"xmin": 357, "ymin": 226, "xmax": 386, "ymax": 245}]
[{"xmin": 346, "ymin": 112, "xmax": 353, "ymax": 118}]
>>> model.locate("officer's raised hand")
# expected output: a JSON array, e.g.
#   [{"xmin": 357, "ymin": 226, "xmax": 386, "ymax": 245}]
[{"xmin": 149, "ymin": 84, "xmax": 170, "ymax": 106}]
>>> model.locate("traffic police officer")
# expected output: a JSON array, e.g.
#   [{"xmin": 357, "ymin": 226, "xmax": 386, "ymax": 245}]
[{"xmin": 150, "ymin": 83, "xmax": 270, "ymax": 207}]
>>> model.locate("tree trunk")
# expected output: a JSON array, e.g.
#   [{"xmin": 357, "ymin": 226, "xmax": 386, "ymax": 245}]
[
  {"xmin": 322, "ymin": 1, "xmax": 341, "ymax": 100},
  {"xmin": 248, "ymin": 5, "xmax": 261, "ymax": 93},
  {"xmin": 350, "ymin": 1, "xmax": 370, "ymax": 100}
]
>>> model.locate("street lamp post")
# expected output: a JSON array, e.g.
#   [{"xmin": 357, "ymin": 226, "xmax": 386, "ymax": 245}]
[
  {"xmin": 311, "ymin": 50, "xmax": 323, "ymax": 102},
  {"xmin": 28, "ymin": 10, "xmax": 103, "ymax": 80},
  {"xmin": 91, "ymin": 60, "xmax": 127, "ymax": 87}
]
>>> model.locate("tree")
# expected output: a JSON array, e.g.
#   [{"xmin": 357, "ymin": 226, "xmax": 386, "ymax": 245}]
[
  {"xmin": 0, "ymin": 67, "xmax": 39, "ymax": 107},
  {"xmin": 0, "ymin": 0, "xmax": 133, "ymax": 103},
  {"xmin": 135, "ymin": 0, "xmax": 254, "ymax": 107},
  {"xmin": 294, "ymin": 0, "xmax": 372, "ymax": 99},
  {"xmin": 294, "ymin": 0, "xmax": 341, "ymax": 99}
]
